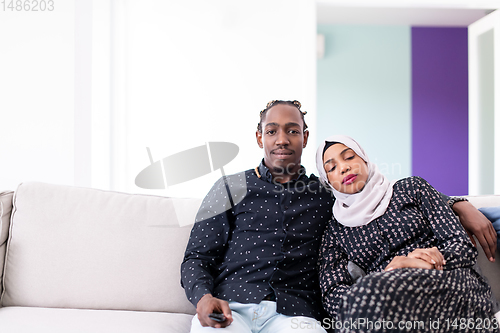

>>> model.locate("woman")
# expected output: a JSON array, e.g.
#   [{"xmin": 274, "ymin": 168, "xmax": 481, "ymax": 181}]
[{"xmin": 316, "ymin": 135, "xmax": 496, "ymax": 332}]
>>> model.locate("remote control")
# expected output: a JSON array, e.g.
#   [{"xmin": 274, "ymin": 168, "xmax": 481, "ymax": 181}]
[{"xmin": 208, "ymin": 313, "xmax": 226, "ymax": 322}]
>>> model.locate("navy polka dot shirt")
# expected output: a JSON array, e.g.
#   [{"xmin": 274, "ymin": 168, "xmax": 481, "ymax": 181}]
[{"xmin": 181, "ymin": 160, "xmax": 334, "ymax": 320}]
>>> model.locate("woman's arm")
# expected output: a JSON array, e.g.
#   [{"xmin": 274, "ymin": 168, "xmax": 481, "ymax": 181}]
[
  {"xmin": 410, "ymin": 177, "xmax": 477, "ymax": 270},
  {"xmin": 318, "ymin": 222, "xmax": 354, "ymax": 319}
]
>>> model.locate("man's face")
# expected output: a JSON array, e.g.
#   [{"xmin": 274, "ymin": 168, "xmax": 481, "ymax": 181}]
[{"xmin": 256, "ymin": 104, "xmax": 309, "ymax": 179}]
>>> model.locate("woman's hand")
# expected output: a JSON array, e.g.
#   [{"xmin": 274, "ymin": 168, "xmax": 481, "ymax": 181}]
[
  {"xmin": 407, "ymin": 247, "xmax": 445, "ymax": 270},
  {"xmin": 384, "ymin": 256, "xmax": 434, "ymax": 272}
]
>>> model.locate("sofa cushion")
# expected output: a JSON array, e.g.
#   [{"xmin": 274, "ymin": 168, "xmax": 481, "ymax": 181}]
[
  {"xmin": 1, "ymin": 182, "xmax": 200, "ymax": 314},
  {"xmin": 0, "ymin": 306, "xmax": 193, "ymax": 333},
  {"xmin": 0, "ymin": 191, "xmax": 14, "ymax": 300}
]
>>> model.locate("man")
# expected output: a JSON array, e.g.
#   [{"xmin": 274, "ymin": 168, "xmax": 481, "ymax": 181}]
[{"xmin": 181, "ymin": 100, "xmax": 496, "ymax": 332}]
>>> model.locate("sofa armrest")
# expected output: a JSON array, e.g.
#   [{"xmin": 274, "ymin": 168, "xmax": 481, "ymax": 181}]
[{"xmin": 0, "ymin": 191, "xmax": 14, "ymax": 307}]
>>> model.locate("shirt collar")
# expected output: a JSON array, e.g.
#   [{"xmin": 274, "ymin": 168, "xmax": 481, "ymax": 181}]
[{"xmin": 257, "ymin": 159, "xmax": 308, "ymax": 184}]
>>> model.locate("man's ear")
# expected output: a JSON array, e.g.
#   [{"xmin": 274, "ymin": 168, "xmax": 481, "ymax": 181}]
[
  {"xmin": 256, "ymin": 131, "xmax": 263, "ymax": 148},
  {"xmin": 302, "ymin": 130, "xmax": 309, "ymax": 148}
]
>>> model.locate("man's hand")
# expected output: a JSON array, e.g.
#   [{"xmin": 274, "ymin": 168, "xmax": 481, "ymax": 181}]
[
  {"xmin": 407, "ymin": 247, "xmax": 445, "ymax": 270},
  {"xmin": 196, "ymin": 294, "xmax": 233, "ymax": 328},
  {"xmin": 453, "ymin": 200, "xmax": 497, "ymax": 262},
  {"xmin": 384, "ymin": 256, "xmax": 434, "ymax": 272}
]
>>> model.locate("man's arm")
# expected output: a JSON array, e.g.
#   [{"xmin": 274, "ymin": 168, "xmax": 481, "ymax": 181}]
[
  {"xmin": 180, "ymin": 178, "xmax": 234, "ymax": 328},
  {"xmin": 452, "ymin": 200, "xmax": 497, "ymax": 262},
  {"xmin": 441, "ymin": 192, "xmax": 497, "ymax": 261}
]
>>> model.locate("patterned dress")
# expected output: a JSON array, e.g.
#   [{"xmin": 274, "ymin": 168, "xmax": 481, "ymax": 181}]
[{"xmin": 319, "ymin": 177, "xmax": 496, "ymax": 332}]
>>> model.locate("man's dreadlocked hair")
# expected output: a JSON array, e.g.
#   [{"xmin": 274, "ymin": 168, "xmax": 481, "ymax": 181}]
[{"xmin": 257, "ymin": 100, "xmax": 308, "ymax": 133}]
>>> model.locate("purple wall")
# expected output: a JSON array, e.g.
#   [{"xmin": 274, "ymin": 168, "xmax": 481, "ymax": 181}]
[{"xmin": 412, "ymin": 27, "xmax": 469, "ymax": 196}]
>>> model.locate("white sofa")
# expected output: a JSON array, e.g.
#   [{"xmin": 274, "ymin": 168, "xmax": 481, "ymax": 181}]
[
  {"xmin": 0, "ymin": 182, "xmax": 201, "ymax": 333},
  {"xmin": 0, "ymin": 182, "xmax": 499, "ymax": 333}
]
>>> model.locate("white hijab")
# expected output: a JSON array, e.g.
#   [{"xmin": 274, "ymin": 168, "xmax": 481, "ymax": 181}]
[{"xmin": 316, "ymin": 135, "xmax": 395, "ymax": 227}]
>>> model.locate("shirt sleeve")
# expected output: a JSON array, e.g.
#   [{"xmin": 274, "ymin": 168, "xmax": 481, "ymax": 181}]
[
  {"xmin": 180, "ymin": 177, "xmax": 233, "ymax": 307},
  {"xmin": 440, "ymin": 192, "xmax": 451, "ymax": 206},
  {"xmin": 409, "ymin": 176, "xmax": 477, "ymax": 270},
  {"xmin": 318, "ymin": 221, "xmax": 353, "ymax": 319}
]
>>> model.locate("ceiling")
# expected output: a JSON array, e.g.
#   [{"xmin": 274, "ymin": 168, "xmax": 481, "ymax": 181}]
[{"xmin": 316, "ymin": 1, "xmax": 499, "ymax": 26}]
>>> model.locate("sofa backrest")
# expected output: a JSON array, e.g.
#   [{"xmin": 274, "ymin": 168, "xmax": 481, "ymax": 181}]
[
  {"xmin": 0, "ymin": 191, "xmax": 14, "ymax": 302},
  {"xmin": 467, "ymin": 195, "xmax": 500, "ymax": 209},
  {"xmin": 0, "ymin": 182, "xmax": 200, "ymax": 314}
]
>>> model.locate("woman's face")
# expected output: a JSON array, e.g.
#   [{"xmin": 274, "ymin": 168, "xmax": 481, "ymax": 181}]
[{"xmin": 323, "ymin": 143, "xmax": 369, "ymax": 194}]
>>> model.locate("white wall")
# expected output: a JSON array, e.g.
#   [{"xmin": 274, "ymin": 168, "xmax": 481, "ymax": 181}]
[
  {"xmin": 1, "ymin": 1, "xmax": 317, "ymax": 198},
  {"xmin": 0, "ymin": 2, "xmax": 75, "ymax": 190},
  {"xmin": 317, "ymin": 25, "xmax": 411, "ymax": 181},
  {"xmin": 468, "ymin": 9, "xmax": 500, "ymax": 195},
  {"xmin": 98, "ymin": 0, "xmax": 318, "ymax": 198}
]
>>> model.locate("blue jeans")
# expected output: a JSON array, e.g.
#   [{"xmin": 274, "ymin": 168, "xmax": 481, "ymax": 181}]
[{"xmin": 190, "ymin": 300, "xmax": 326, "ymax": 333}]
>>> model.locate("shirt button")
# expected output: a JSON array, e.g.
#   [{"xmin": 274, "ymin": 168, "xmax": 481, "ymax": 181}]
[{"xmin": 284, "ymin": 206, "xmax": 289, "ymax": 210}]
